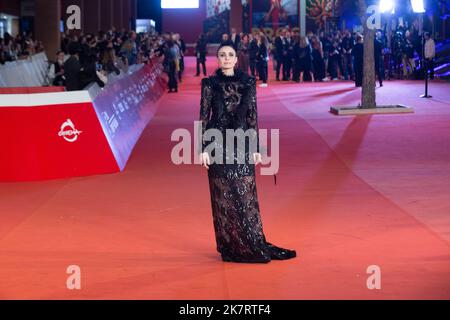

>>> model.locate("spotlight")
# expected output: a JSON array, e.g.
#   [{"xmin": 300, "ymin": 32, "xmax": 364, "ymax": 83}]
[
  {"xmin": 411, "ymin": 0, "xmax": 425, "ymax": 13},
  {"xmin": 379, "ymin": 0, "xmax": 395, "ymax": 14}
]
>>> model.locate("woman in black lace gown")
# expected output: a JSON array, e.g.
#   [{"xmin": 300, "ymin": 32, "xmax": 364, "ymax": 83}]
[{"xmin": 199, "ymin": 44, "xmax": 297, "ymax": 263}]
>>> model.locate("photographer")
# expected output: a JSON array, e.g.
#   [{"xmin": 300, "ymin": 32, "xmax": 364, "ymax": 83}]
[
  {"xmin": 52, "ymin": 50, "xmax": 66, "ymax": 86},
  {"xmin": 402, "ymin": 31, "xmax": 416, "ymax": 78},
  {"xmin": 391, "ymin": 29, "xmax": 402, "ymax": 77}
]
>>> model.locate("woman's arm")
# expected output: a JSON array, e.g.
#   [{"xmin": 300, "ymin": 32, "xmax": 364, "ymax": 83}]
[{"xmin": 199, "ymin": 78, "xmax": 213, "ymax": 154}]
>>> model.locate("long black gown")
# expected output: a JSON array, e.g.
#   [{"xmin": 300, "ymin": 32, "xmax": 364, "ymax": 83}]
[{"xmin": 199, "ymin": 68, "xmax": 297, "ymax": 263}]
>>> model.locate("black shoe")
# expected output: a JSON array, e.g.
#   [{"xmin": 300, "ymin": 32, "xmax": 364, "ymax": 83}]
[
  {"xmin": 266, "ymin": 242, "xmax": 297, "ymax": 260},
  {"xmin": 221, "ymin": 254, "xmax": 271, "ymax": 264},
  {"xmin": 194, "ymin": 74, "xmax": 200, "ymax": 77}
]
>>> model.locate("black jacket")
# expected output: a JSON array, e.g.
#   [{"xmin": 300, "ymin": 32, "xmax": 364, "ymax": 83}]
[
  {"xmin": 274, "ymin": 36, "xmax": 284, "ymax": 58},
  {"xmin": 63, "ymin": 55, "xmax": 81, "ymax": 91},
  {"xmin": 198, "ymin": 69, "xmax": 259, "ymax": 177},
  {"xmin": 196, "ymin": 38, "xmax": 208, "ymax": 61},
  {"xmin": 255, "ymin": 42, "xmax": 268, "ymax": 63},
  {"xmin": 249, "ymin": 39, "xmax": 258, "ymax": 60},
  {"xmin": 230, "ymin": 33, "xmax": 241, "ymax": 51}
]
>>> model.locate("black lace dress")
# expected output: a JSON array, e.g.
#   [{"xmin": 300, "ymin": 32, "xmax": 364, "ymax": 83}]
[{"xmin": 199, "ymin": 68, "xmax": 297, "ymax": 263}]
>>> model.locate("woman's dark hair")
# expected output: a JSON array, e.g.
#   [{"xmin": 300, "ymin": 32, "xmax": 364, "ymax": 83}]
[
  {"xmin": 216, "ymin": 42, "xmax": 236, "ymax": 57},
  {"xmin": 67, "ymin": 42, "xmax": 81, "ymax": 55},
  {"xmin": 102, "ymin": 47, "xmax": 115, "ymax": 65}
]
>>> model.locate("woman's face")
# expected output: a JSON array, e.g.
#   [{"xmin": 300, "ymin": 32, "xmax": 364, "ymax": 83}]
[
  {"xmin": 217, "ymin": 46, "xmax": 237, "ymax": 70},
  {"xmin": 57, "ymin": 52, "xmax": 65, "ymax": 62}
]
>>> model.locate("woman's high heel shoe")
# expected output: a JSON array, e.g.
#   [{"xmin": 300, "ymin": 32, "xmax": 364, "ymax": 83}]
[{"xmin": 266, "ymin": 242, "xmax": 297, "ymax": 260}]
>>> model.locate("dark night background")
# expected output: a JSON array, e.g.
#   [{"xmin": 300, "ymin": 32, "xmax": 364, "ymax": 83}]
[{"xmin": 137, "ymin": 0, "xmax": 163, "ymax": 32}]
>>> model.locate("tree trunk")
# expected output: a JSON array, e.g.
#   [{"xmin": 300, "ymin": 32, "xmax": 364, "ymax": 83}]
[{"xmin": 358, "ymin": 0, "xmax": 376, "ymax": 108}]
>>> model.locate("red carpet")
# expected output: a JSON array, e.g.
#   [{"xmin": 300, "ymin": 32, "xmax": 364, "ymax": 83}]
[{"xmin": 0, "ymin": 57, "xmax": 449, "ymax": 299}]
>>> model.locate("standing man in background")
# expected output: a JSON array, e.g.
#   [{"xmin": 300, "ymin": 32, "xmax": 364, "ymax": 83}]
[
  {"xmin": 195, "ymin": 33, "xmax": 208, "ymax": 77},
  {"xmin": 230, "ymin": 28, "xmax": 241, "ymax": 52},
  {"xmin": 423, "ymin": 32, "xmax": 436, "ymax": 80}
]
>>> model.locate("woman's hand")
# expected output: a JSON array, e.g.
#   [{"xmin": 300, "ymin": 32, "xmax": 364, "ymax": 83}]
[
  {"xmin": 253, "ymin": 153, "xmax": 262, "ymax": 166},
  {"xmin": 200, "ymin": 152, "xmax": 210, "ymax": 170}
]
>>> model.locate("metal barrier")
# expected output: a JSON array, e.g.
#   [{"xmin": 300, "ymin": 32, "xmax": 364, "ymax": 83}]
[{"xmin": 0, "ymin": 52, "xmax": 50, "ymax": 87}]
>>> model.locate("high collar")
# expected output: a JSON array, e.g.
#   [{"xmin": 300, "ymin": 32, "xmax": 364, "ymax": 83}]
[{"xmin": 215, "ymin": 68, "xmax": 244, "ymax": 82}]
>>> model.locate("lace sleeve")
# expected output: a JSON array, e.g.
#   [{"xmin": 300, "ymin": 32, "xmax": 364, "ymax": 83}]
[
  {"xmin": 245, "ymin": 77, "xmax": 259, "ymax": 153},
  {"xmin": 199, "ymin": 78, "xmax": 213, "ymax": 153}
]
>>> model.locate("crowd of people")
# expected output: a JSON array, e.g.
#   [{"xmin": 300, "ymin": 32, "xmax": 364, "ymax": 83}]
[
  {"xmin": 212, "ymin": 25, "xmax": 437, "ymax": 88},
  {"xmin": 54, "ymin": 24, "xmax": 438, "ymax": 93},
  {"xmin": 58, "ymin": 29, "xmax": 190, "ymax": 93},
  {"xmin": 0, "ymin": 32, "xmax": 44, "ymax": 64},
  {"xmin": 1, "ymin": 27, "xmax": 189, "ymax": 93},
  {"xmin": 57, "ymin": 29, "xmax": 170, "ymax": 91},
  {"xmin": 1, "ymin": 24, "xmax": 438, "ymax": 92}
]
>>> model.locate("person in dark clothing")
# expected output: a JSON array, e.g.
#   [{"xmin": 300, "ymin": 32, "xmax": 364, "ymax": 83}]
[
  {"xmin": 63, "ymin": 43, "xmax": 82, "ymax": 91},
  {"xmin": 320, "ymin": 31, "xmax": 332, "ymax": 77},
  {"xmin": 113, "ymin": 36, "xmax": 123, "ymax": 55},
  {"xmin": 199, "ymin": 43, "xmax": 296, "ymax": 263},
  {"xmin": 311, "ymin": 36, "xmax": 326, "ymax": 82},
  {"xmin": 195, "ymin": 33, "xmax": 208, "ymax": 77},
  {"xmin": 248, "ymin": 36, "xmax": 258, "ymax": 77},
  {"xmin": 102, "ymin": 47, "xmax": 120, "ymax": 75},
  {"xmin": 353, "ymin": 34, "xmax": 364, "ymax": 87},
  {"xmin": 230, "ymin": 28, "xmax": 241, "ymax": 52},
  {"xmin": 52, "ymin": 51, "xmax": 66, "ymax": 86},
  {"xmin": 255, "ymin": 34, "xmax": 268, "ymax": 86},
  {"xmin": 292, "ymin": 35, "xmax": 301, "ymax": 82},
  {"xmin": 174, "ymin": 33, "xmax": 186, "ymax": 82},
  {"xmin": 238, "ymin": 34, "xmax": 251, "ymax": 74},
  {"xmin": 391, "ymin": 29, "xmax": 405, "ymax": 79},
  {"xmin": 221, "ymin": 33, "xmax": 231, "ymax": 46},
  {"xmin": 79, "ymin": 50, "xmax": 106, "ymax": 89},
  {"xmin": 166, "ymin": 40, "xmax": 179, "ymax": 93},
  {"xmin": 282, "ymin": 31, "xmax": 294, "ymax": 81},
  {"xmin": 328, "ymin": 40, "xmax": 343, "ymax": 80},
  {"xmin": 159, "ymin": 33, "xmax": 171, "ymax": 74},
  {"xmin": 79, "ymin": 36, "xmax": 91, "ymax": 67},
  {"xmin": 299, "ymin": 36, "xmax": 313, "ymax": 82},
  {"xmin": 374, "ymin": 32, "xmax": 384, "ymax": 87},
  {"xmin": 402, "ymin": 31, "xmax": 416, "ymax": 78},
  {"xmin": 274, "ymin": 29, "xmax": 286, "ymax": 81},
  {"xmin": 341, "ymin": 30, "xmax": 354, "ymax": 80}
]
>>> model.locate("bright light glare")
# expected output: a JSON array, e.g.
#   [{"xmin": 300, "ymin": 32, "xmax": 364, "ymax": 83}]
[
  {"xmin": 161, "ymin": 0, "xmax": 199, "ymax": 9},
  {"xmin": 411, "ymin": 0, "xmax": 425, "ymax": 13},
  {"xmin": 379, "ymin": 0, "xmax": 394, "ymax": 13}
]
